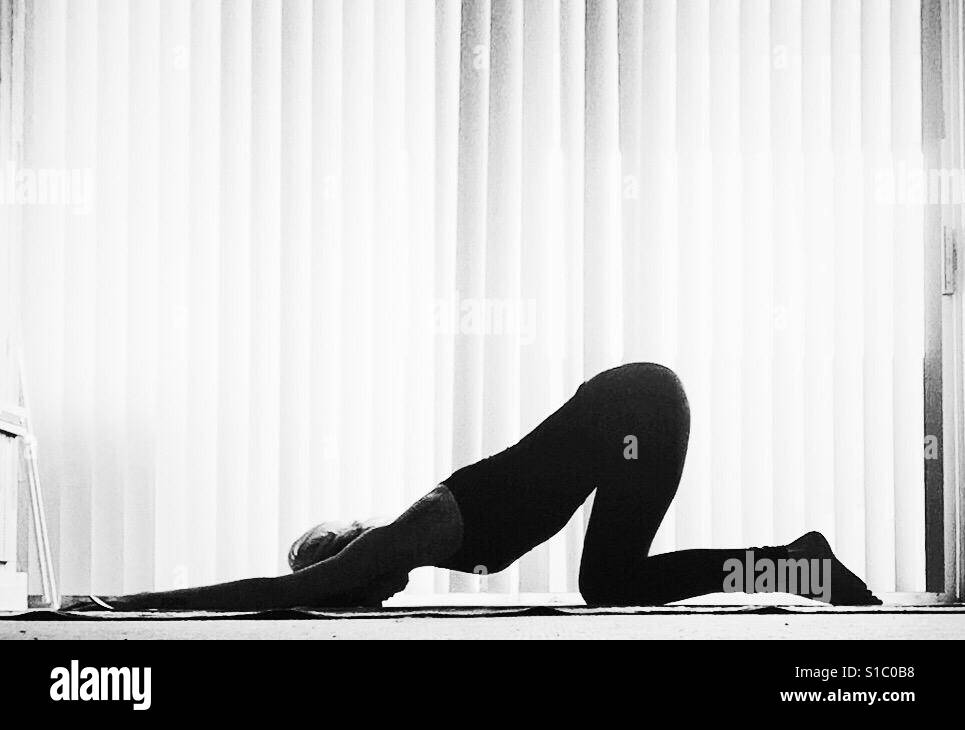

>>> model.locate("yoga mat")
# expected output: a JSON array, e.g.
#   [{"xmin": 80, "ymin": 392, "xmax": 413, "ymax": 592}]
[{"xmin": 4, "ymin": 604, "xmax": 964, "ymax": 621}]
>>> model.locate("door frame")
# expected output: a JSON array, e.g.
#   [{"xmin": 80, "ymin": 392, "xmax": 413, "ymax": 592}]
[{"xmin": 925, "ymin": 0, "xmax": 965, "ymax": 603}]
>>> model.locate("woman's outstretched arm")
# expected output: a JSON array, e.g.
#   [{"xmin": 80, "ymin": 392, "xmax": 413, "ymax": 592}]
[{"xmin": 79, "ymin": 486, "xmax": 463, "ymax": 611}]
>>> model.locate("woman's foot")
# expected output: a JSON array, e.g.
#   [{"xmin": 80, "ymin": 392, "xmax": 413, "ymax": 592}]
[{"xmin": 786, "ymin": 531, "xmax": 882, "ymax": 606}]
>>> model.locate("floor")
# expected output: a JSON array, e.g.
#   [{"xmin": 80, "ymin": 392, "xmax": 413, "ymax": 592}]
[{"xmin": 3, "ymin": 605, "xmax": 965, "ymax": 640}]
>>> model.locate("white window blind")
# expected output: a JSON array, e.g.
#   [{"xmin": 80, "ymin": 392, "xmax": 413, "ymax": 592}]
[{"xmin": 4, "ymin": 0, "xmax": 927, "ymax": 598}]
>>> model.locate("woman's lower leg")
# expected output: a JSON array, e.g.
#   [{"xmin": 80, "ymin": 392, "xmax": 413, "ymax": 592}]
[{"xmin": 580, "ymin": 546, "xmax": 791, "ymax": 605}]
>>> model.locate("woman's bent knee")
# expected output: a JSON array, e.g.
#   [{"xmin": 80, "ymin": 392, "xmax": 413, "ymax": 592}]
[
  {"xmin": 578, "ymin": 572, "xmax": 641, "ymax": 606},
  {"xmin": 578, "ymin": 571, "xmax": 607, "ymax": 606}
]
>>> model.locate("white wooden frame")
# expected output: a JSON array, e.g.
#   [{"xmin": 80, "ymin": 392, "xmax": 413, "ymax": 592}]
[
  {"xmin": 0, "ymin": 0, "xmax": 27, "ymax": 609},
  {"xmin": 926, "ymin": 0, "xmax": 965, "ymax": 603}
]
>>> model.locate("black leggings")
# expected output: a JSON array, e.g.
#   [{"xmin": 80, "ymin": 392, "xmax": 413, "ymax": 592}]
[{"xmin": 442, "ymin": 362, "xmax": 786, "ymax": 605}]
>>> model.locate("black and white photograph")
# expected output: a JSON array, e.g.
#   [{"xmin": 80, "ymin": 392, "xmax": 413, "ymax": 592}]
[{"xmin": 0, "ymin": 0, "xmax": 963, "ymax": 715}]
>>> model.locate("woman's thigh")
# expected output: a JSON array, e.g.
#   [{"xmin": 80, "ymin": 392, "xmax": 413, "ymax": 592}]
[
  {"xmin": 577, "ymin": 364, "xmax": 690, "ymax": 597},
  {"xmin": 439, "ymin": 383, "xmax": 597, "ymax": 574}
]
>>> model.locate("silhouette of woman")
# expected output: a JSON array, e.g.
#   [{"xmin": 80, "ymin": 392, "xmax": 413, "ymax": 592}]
[{"xmin": 73, "ymin": 363, "xmax": 879, "ymax": 610}]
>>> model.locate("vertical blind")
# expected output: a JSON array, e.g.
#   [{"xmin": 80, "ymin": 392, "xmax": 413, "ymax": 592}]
[
  {"xmin": 4, "ymin": 0, "xmax": 926, "ymax": 598},
  {"xmin": 1, "ymin": 0, "xmax": 21, "ymax": 408}
]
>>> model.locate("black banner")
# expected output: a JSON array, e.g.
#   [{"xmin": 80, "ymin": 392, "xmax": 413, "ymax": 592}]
[{"xmin": 0, "ymin": 639, "xmax": 954, "ymax": 718}]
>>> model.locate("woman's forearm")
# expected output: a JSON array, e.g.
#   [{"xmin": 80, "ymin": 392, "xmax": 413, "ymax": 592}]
[{"xmin": 109, "ymin": 575, "xmax": 299, "ymax": 611}]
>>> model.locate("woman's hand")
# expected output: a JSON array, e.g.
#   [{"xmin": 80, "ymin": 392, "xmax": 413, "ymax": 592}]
[{"xmin": 357, "ymin": 572, "xmax": 411, "ymax": 607}]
